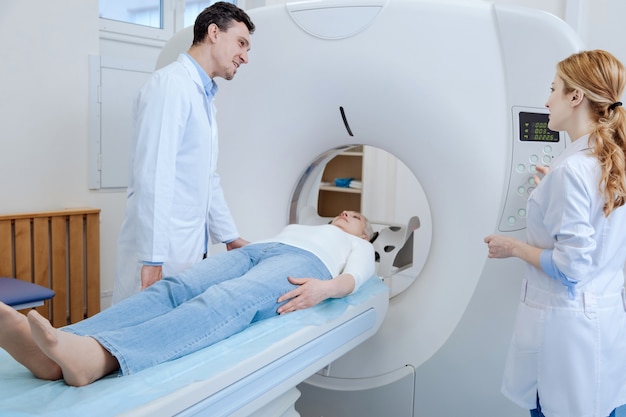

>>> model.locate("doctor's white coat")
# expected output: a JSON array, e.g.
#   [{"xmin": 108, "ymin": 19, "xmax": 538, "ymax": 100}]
[
  {"xmin": 501, "ymin": 136, "xmax": 626, "ymax": 417},
  {"xmin": 112, "ymin": 54, "xmax": 239, "ymax": 303}
]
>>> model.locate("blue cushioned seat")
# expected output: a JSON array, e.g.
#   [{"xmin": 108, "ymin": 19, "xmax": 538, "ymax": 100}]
[{"xmin": 0, "ymin": 277, "xmax": 55, "ymax": 309}]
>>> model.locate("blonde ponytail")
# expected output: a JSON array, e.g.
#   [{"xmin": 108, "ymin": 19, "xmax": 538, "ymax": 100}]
[{"xmin": 557, "ymin": 50, "xmax": 626, "ymax": 216}]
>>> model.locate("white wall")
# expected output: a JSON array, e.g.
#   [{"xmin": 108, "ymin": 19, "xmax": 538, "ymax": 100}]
[
  {"xmin": 0, "ymin": 0, "xmax": 122, "ymax": 309},
  {"xmin": 0, "ymin": 0, "xmax": 97, "ymax": 212},
  {"xmin": 0, "ymin": 0, "xmax": 623, "ymax": 311}
]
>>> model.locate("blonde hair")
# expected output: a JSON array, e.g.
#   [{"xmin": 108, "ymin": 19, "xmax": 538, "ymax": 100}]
[
  {"xmin": 361, "ymin": 214, "xmax": 374, "ymax": 241},
  {"xmin": 557, "ymin": 50, "xmax": 626, "ymax": 216}
]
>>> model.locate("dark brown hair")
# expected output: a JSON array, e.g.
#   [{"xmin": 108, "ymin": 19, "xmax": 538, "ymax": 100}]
[{"xmin": 192, "ymin": 2, "xmax": 255, "ymax": 45}]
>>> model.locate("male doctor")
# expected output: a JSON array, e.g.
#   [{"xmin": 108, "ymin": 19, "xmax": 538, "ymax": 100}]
[{"xmin": 112, "ymin": 2, "xmax": 253, "ymax": 303}]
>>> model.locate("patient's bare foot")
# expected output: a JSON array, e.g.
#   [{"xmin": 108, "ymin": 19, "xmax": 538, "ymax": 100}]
[
  {"xmin": 0, "ymin": 302, "xmax": 62, "ymax": 380},
  {"xmin": 27, "ymin": 310, "xmax": 120, "ymax": 387}
]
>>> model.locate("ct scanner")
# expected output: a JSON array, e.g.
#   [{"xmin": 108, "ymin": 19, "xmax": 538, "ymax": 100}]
[{"xmin": 192, "ymin": 0, "xmax": 582, "ymax": 415}]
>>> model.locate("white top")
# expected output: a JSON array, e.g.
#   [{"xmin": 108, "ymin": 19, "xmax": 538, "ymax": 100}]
[
  {"xmin": 256, "ymin": 224, "xmax": 375, "ymax": 293},
  {"xmin": 502, "ymin": 135, "xmax": 626, "ymax": 417}
]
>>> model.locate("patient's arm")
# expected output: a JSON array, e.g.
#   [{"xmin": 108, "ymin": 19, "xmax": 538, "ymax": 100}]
[{"xmin": 276, "ymin": 273, "xmax": 355, "ymax": 314}]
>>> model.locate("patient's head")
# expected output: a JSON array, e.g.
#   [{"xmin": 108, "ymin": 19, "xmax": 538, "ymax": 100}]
[{"xmin": 331, "ymin": 211, "xmax": 374, "ymax": 241}]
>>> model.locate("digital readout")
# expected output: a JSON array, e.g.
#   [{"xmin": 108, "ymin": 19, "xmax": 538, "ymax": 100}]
[{"xmin": 519, "ymin": 112, "xmax": 559, "ymax": 142}]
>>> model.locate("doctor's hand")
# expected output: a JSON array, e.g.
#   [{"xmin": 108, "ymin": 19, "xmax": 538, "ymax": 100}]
[
  {"xmin": 276, "ymin": 277, "xmax": 332, "ymax": 314},
  {"xmin": 484, "ymin": 234, "xmax": 544, "ymax": 271},
  {"xmin": 141, "ymin": 265, "xmax": 162, "ymax": 290},
  {"xmin": 532, "ymin": 165, "xmax": 550, "ymax": 186},
  {"xmin": 226, "ymin": 237, "xmax": 249, "ymax": 251},
  {"xmin": 484, "ymin": 234, "xmax": 521, "ymax": 259}
]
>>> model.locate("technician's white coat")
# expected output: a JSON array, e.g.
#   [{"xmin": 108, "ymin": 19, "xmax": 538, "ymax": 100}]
[
  {"xmin": 112, "ymin": 54, "xmax": 239, "ymax": 303},
  {"xmin": 503, "ymin": 135, "xmax": 626, "ymax": 417}
]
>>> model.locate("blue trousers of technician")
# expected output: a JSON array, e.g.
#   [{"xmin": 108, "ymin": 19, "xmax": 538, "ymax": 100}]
[{"xmin": 531, "ymin": 395, "xmax": 617, "ymax": 417}]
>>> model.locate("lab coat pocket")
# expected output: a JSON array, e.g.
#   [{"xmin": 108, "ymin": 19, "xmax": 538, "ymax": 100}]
[
  {"xmin": 170, "ymin": 203, "xmax": 203, "ymax": 223},
  {"xmin": 502, "ymin": 301, "xmax": 545, "ymax": 407},
  {"xmin": 514, "ymin": 298, "xmax": 545, "ymax": 353},
  {"xmin": 540, "ymin": 308, "xmax": 598, "ymax": 416},
  {"xmin": 600, "ymin": 297, "xmax": 626, "ymax": 385},
  {"xmin": 168, "ymin": 204, "xmax": 205, "ymax": 261}
]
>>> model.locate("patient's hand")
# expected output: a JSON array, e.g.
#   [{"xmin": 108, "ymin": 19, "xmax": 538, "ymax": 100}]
[
  {"xmin": 277, "ymin": 277, "xmax": 332, "ymax": 314},
  {"xmin": 277, "ymin": 273, "xmax": 355, "ymax": 314},
  {"xmin": 141, "ymin": 265, "xmax": 162, "ymax": 290}
]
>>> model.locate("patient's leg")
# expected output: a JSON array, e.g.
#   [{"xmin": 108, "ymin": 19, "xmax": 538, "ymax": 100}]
[
  {"xmin": 0, "ymin": 302, "xmax": 62, "ymax": 380},
  {"xmin": 27, "ymin": 310, "xmax": 120, "ymax": 387}
]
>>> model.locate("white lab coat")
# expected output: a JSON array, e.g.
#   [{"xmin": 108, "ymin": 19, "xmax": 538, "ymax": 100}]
[
  {"xmin": 112, "ymin": 54, "xmax": 239, "ymax": 303},
  {"xmin": 502, "ymin": 135, "xmax": 626, "ymax": 417}
]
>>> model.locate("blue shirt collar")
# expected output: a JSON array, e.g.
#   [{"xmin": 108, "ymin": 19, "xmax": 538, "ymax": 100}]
[{"xmin": 185, "ymin": 52, "xmax": 218, "ymax": 99}]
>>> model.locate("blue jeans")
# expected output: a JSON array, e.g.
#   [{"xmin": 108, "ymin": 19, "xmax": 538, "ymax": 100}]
[
  {"xmin": 65, "ymin": 243, "xmax": 331, "ymax": 375},
  {"xmin": 531, "ymin": 395, "xmax": 617, "ymax": 417}
]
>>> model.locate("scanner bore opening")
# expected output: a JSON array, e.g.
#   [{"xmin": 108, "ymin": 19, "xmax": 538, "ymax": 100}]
[{"xmin": 290, "ymin": 145, "xmax": 432, "ymax": 298}]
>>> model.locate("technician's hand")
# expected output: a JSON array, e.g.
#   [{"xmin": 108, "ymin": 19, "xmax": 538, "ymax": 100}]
[
  {"xmin": 226, "ymin": 237, "xmax": 249, "ymax": 251},
  {"xmin": 532, "ymin": 165, "xmax": 550, "ymax": 186},
  {"xmin": 141, "ymin": 265, "xmax": 162, "ymax": 290},
  {"xmin": 277, "ymin": 277, "xmax": 331, "ymax": 314},
  {"xmin": 484, "ymin": 234, "xmax": 521, "ymax": 259}
]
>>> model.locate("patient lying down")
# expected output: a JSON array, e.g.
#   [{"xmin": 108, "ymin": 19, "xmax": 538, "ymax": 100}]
[{"xmin": 0, "ymin": 211, "xmax": 375, "ymax": 387}]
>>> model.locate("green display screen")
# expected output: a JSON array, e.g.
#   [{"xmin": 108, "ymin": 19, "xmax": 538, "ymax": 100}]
[{"xmin": 519, "ymin": 112, "xmax": 560, "ymax": 142}]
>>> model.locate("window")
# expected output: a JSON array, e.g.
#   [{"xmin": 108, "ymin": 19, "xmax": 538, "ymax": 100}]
[
  {"xmin": 99, "ymin": 0, "xmax": 163, "ymax": 29},
  {"xmin": 184, "ymin": 0, "xmax": 220, "ymax": 27},
  {"xmin": 99, "ymin": 0, "xmax": 237, "ymax": 40}
]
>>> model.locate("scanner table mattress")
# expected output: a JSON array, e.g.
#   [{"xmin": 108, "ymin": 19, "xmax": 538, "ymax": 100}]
[{"xmin": 0, "ymin": 277, "xmax": 388, "ymax": 417}]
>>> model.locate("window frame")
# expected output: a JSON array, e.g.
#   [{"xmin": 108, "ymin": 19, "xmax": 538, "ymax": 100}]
[
  {"xmin": 98, "ymin": 0, "xmax": 241, "ymax": 43},
  {"xmin": 99, "ymin": 0, "xmax": 185, "ymax": 43}
]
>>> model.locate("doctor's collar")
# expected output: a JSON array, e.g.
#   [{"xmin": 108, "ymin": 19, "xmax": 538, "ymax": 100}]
[{"xmin": 185, "ymin": 52, "xmax": 218, "ymax": 99}]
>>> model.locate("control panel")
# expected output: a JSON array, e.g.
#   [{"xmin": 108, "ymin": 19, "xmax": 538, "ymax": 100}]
[{"xmin": 499, "ymin": 106, "xmax": 566, "ymax": 231}]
